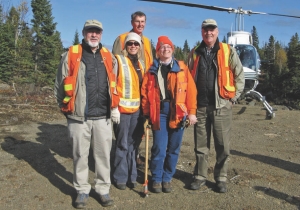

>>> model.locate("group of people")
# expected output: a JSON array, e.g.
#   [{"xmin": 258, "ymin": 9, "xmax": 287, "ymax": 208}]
[{"xmin": 54, "ymin": 11, "xmax": 245, "ymax": 209}]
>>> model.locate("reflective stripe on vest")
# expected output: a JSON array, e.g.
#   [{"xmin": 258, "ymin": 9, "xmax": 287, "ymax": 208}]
[
  {"xmin": 218, "ymin": 43, "xmax": 235, "ymax": 98},
  {"xmin": 101, "ymin": 47, "xmax": 116, "ymax": 89},
  {"xmin": 191, "ymin": 43, "xmax": 235, "ymax": 99},
  {"xmin": 63, "ymin": 96, "xmax": 71, "ymax": 103},
  {"xmin": 62, "ymin": 44, "xmax": 117, "ymax": 113},
  {"xmin": 116, "ymin": 55, "xmax": 142, "ymax": 111},
  {"xmin": 62, "ymin": 45, "xmax": 82, "ymax": 109}
]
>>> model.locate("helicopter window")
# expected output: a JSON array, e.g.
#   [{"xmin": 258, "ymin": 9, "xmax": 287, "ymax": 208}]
[{"xmin": 235, "ymin": 45, "xmax": 257, "ymax": 70}]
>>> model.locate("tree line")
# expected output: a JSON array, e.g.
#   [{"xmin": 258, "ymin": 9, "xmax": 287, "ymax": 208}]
[{"xmin": 1, "ymin": 0, "xmax": 300, "ymax": 107}]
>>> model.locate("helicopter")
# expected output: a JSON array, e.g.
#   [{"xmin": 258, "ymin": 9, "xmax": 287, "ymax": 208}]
[{"xmin": 139, "ymin": 0, "xmax": 300, "ymax": 119}]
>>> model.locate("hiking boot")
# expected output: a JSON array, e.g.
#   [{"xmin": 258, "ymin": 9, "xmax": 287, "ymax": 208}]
[
  {"xmin": 190, "ymin": 179, "xmax": 206, "ymax": 190},
  {"xmin": 152, "ymin": 182, "xmax": 162, "ymax": 193},
  {"xmin": 99, "ymin": 194, "xmax": 114, "ymax": 207},
  {"xmin": 216, "ymin": 181, "xmax": 227, "ymax": 193},
  {"xmin": 128, "ymin": 182, "xmax": 137, "ymax": 189},
  {"xmin": 162, "ymin": 182, "xmax": 172, "ymax": 193},
  {"xmin": 74, "ymin": 193, "xmax": 89, "ymax": 209},
  {"xmin": 115, "ymin": 183, "xmax": 126, "ymax": 190}
]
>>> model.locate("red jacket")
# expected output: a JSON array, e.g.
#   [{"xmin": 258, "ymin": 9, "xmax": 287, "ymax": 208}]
[{"xmin": 141, "ymin": 58, "xmax": 197, "ymax": 130}]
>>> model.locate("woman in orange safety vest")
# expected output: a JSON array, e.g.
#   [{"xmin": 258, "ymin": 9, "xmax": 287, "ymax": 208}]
[
  {"xmin": 113, "ymin": 32, "xmax": 146, "ymax": 190},
  {"xmin": 141, "ymin": 36, "xmax": 197, "ymax": 193}
]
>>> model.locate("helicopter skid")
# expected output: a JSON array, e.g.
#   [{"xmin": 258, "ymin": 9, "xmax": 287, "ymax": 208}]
[{"xmin": 245, "ymin": 90, "xmax": 275, "ymax": 119}]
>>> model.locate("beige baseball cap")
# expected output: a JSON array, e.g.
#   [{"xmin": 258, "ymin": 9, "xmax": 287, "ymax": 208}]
[
  {"xmin": 202, "ymin": 19, "xmax": 217, "ymax": 28},
  {"xmin": 83, "ymin": 19, "xmax": 103, "ymax": 30}
]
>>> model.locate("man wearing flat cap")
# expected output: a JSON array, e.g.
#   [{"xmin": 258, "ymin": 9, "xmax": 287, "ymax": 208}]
[
  {"xmin": 187, "ymin": 19, "xmax": 244, "ymax": 193},
  {"xmin": 54, "ymin": 19, "xmax": 119, "ymax": 208}
]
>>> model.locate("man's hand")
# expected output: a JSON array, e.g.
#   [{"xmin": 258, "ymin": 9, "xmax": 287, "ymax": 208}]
[
  {"xmin": 111, "ymin": 107, "xmax": 120, "ymax": 124},
  {"xmin": 188, "ymin": 114, "xmax": 197, "ymax": 125}
]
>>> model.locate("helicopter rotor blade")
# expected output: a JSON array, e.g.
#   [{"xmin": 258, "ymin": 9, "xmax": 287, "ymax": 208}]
[
  {"xmin": 138, "ymin": 0, "xmax": 235, "ymax": 13},
  {"xmin": 139, "ymin": 0, "xmax": 300, "ymax": 18},
  {"xmin": 264, "ymin": 13, "xmax": 300, "ymax": 19}
]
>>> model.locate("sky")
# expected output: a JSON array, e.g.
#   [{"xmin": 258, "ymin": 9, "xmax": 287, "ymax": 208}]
[{"xmin": 5, "ymin": 0, "xmax": 300, "ymax": 50}]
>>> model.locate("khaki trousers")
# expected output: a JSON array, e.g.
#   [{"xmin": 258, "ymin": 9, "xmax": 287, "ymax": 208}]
[
  {"xmin": 68, "ymin": 118, "xmax": 112, "ymax": 195},
  {"xmin": 193, "ymin": 101, "xmax": 232, "ymax": 182}
]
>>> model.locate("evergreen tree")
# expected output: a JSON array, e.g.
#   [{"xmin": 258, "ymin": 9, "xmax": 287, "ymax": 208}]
[
  {"xmin": 15, "ymin": 22, "xmax": 34, "ymax": 83},
  {"xmin": 251, "ymin": 26, "xmax": 259, "ymax": 50},
  {"xmin": 174, "ymin": 46, "xmax": 184, "ymax": 61},
  {"xmin": 151, "ymin": 39, "xmax": 156, "ymax": 60},
  {"xmin": 287, "ymin": 33, "xmax": 299, "ymax": 70},
  {"xmin": 0, "ymin": 6, "xmax": 16, "ymax": 83},
  {"xmin": 72, "ymin": 29, "xmax": 80, "ymax": 45},
  {"xmin": 182, "ymin": 40, "xmax": 190, "ymax": 53},
  {"xmin": 222, "ymin": 36, "xmax": 226, "ymax": 43},
  {"xmin": 31, "ymin": 0, "xmax": 63, "ymax": 85},
  {"xmin": 285, "ymin": 33, "xmax": 300, "ymax": 101},
  {"xmin": 182, "ymin": 40, "xmax": 190, "ymax": 63},
  {"xmin": 194, "ymin": 41, "xmax": 201, "ymax": 48}
]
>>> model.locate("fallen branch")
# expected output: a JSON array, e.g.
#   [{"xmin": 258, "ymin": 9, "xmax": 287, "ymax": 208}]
[{"xmin": 230, "ymin": 175, "xmax": 240, "ymax": 181}]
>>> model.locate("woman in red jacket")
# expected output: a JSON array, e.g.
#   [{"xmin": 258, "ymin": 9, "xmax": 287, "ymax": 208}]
[{"xmin": 141, "ymin": 36, "xmax": 197, "ymax": 193}]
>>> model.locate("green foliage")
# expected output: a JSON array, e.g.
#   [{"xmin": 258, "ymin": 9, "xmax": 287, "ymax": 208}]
[
  {"xmin": 0, "ymin": 0, "xmax": 62, "ymax": 86},
  {"xmin": 258, "ymin": 33, "xmax": 300, "ymax": 106},
  {"xmin": 222, "ymin": 36, "xmax": 226, "ymax": 43},
  {"xmin": 174, "ymin": 46, "xmax": 184, "ymax": 61},
  {"xmin": 151, "ymin": 39, "xmax": 156, "ymax": 59},
  {"xmin": 31, "ymin": 0, "xmax": 63, "ymax": 86},
  {"xmin": 0, "ymin": 10, "xmax": 15, "ymax": 83},
  {"xmin": 251, "ymin": 26, "xmax": 259, "ymax": 50},
  {"xmin": 73, "ymin": 29, "xmax": 80, "ymax": 45}
]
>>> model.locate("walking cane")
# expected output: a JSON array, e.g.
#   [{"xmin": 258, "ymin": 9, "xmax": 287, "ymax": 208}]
[{"xmin": 143, "ymin": 123, "xmax": 150, "ymax": 197}]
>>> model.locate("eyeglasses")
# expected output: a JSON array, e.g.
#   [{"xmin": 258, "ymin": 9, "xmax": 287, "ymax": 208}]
[
  {"xmin": 160, "ymin": 46, "xmax": 172, "ymax": 50},
  {"xmin": 126, "ymin": 41, "xmax": 140, "ymax": 47}
]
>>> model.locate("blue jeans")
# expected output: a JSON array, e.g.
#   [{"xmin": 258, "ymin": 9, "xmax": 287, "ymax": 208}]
[
  {"xmin": 113, "ymin": 109, "xmax": 143, "ymax": 184},
  {"xmin": 150, "ymin": 101, "xmax": 184, "ymax": 183}
]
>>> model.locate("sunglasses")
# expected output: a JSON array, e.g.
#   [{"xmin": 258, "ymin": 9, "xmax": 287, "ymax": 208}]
[{"xmin": 126, "ymin": 41, "xmax": 140, "ymax": 47}]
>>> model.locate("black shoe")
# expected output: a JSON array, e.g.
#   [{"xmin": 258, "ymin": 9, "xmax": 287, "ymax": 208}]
[
  {"xmin": 190, "ymin": 179, "xmax": 206, "ymax": 190},
  {"xmin": 75, "ymin": 193, "xmax": 89, "ymax": 209},
  {"xmin": 128, "ymin": 182, "xmax": 137, "ymax": 189},
  {"xmin": 152, "ymin": 182, "xmax": 162, "ymax": 193},
  {"xmin": 216, "ymin": 181, "xmax": 227, "ymax": 193},
  {"xmin": 99, "ymin": 194, "xmax": 114, "ymax": 207},
  {"xmin": 162, "ymin": 182, "xmax": 172, "ymax": 193},
  {"xmin": 115, "ymin": 183, "xmax": 126, "ymax": 190}
]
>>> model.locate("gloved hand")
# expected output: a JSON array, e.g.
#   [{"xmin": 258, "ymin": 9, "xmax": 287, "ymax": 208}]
[{"xmin": 111, "ymin": 107, "xmax": 120, "ymax": 124}]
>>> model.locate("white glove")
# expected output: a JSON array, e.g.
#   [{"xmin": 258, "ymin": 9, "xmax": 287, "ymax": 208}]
[{"xmin": 111, "ymin": 107, "xmax": 120, "ymax": 124}]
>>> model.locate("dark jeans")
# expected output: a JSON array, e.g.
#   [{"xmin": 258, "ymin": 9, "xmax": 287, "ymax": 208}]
[
  {"xmin": 150, "ymin": 101, "xmax": 184, "ymax": 183},
  {"xmin": 113, "ymin": 109, "xmax": 144, "ymax": 184}
]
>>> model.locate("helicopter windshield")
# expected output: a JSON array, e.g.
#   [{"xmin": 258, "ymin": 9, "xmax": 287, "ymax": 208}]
[{"xmin": 235, "ymin": 45, "xmax": 258, "ymax": 70}]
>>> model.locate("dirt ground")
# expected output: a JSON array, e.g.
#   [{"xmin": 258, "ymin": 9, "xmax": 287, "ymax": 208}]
[{"xmin": 0, "ymin": 93, "xmax": 300, "ymax": 210}]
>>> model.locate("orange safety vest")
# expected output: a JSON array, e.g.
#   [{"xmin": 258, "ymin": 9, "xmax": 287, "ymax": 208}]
[
  {"xmin": 144, "ymin": 61, "xmax": 190, "ymax": 130},
  {"xmin": 61, "ymin": 44, "xmax": 117, "ymax": 113},
  {"xmin": 115, "ymin": 55, "xmax": 145, "ymax": 114},
  {"xmin": 190, "ymin": 42, "xmax": 236, "ymax": 99},
  {"xmin": 119, "ymin": 32, "xmax": 153, "ymax": 70}
]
